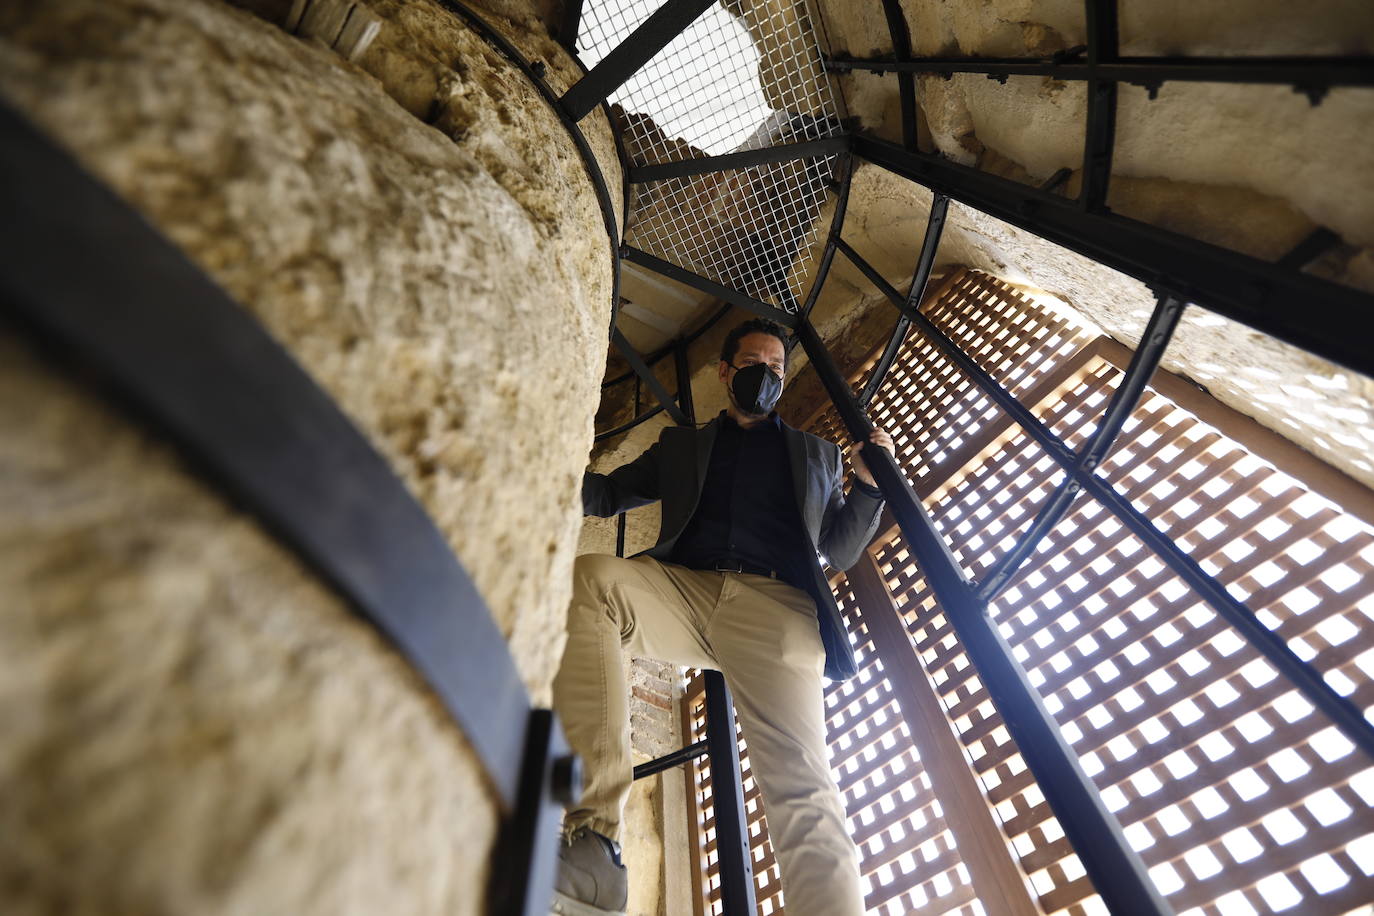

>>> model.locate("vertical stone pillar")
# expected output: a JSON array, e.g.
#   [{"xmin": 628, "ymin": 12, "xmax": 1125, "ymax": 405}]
[{"xmin": 0, "ymin": 0, "xmax": 621, "ymax": 912}]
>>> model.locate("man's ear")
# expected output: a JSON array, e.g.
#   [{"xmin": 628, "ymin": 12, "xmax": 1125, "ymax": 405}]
[{"xmin": 718, "ymin": 360, "xmax": 730, "ymax": 384}]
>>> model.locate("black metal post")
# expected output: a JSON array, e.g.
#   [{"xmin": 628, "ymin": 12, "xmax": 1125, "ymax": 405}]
[
  {"xmin": 1278, "ymin": 227, "xmax": 1342, "ymax": 269},
  {"xmin": 861, "ymin": 314, "xmax": 912, "ymax": 408},
  {"xmin": 798, "ymin": 154, "xmax": 856, "ymax": 323},
  {"xmin": 878, "ymin": 0, "xmax": 919, "ymax": 150},
  {"xmin": 561, "ymin": 0, "xmax": 718, "ymax": 121},
  {"xmin": 628, "ymin": 137, "xmax": 851, "ymax": 183},
  {"xmin": 556, "ymin": 0, "xmax": 584, "ymax": 50},
  {"xmin": 859, "ymin": 193, "xmax": 949, "ymax": 406},
  {"xmin": 1081, "ymin": 0, "xmax": 1119, "ymax": 211},
  {"xmin": 612, "ymin": 328, "xmax": 690, "ymax": 426},
  {"xmin": 795, "ymin": 318, "xmax": 1174, "ymax": 915},
  {"xmin": 853, "ymin": 133, "xmax": 1374, "ymax": 379},
  {"xmin": 674, "ymin": 338, "xmax": 697, "ymax": 424},
  {"xmin": 702, "ymin": 670, "xmax": 758, "ymax": 915},
  {"xmin": 633, "ymin": 738, "xmax": 710, "ymax": 780},
  {"xmin": 976, "ymin": 293, "xmax": 1183, "ymax": 601},
  {"xmin": 491, "ymin": 709, "xmax": 581, "ymax": 916}
]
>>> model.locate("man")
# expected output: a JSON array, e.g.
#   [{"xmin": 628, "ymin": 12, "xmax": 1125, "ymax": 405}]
[{"xmin": 553, "ymin": 319, "xmax": 894, "ymax": 916}]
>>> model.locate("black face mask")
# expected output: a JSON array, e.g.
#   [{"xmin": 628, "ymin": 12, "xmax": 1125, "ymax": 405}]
[{"xmin": 729, "ymin": 362, "xmax": 783, "ymax": 416}]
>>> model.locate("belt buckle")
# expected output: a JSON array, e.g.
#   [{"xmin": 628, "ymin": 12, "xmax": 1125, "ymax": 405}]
[{"xmin": 714, "ymin": 560, "xmax": 744, "ymax": 574}]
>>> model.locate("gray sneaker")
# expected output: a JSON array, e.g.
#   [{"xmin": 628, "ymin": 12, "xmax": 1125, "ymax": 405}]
[{"xmin": 551, "ymin": 828, "xmax": 628, "ymax": 916}]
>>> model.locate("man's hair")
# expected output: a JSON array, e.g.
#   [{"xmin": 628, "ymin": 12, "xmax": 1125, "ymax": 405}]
[{"xmin": 720, "ymin": 318, "xmax": 790, "ymax": 368}]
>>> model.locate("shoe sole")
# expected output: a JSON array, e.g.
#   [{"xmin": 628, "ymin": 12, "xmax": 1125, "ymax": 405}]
[{"xmin": 550, "ymin": 889, "xmax": 626, "ymax": 916}]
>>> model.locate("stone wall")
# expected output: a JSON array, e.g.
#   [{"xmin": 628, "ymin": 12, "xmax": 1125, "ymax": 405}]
[
  {"xmin": 791, "ymin": 0, "xmax": 1374, "ymax": 491},
  {"xmin": 0, "ymin": 0, "xmax": 619, "ymax": 912}
]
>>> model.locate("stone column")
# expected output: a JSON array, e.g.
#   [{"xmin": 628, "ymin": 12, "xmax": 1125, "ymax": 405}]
[{"xmin": 0, "ymin": 0, "xmax": 620, "ymax": 912}]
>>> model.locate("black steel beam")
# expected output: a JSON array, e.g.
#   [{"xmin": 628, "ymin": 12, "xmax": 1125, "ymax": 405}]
[
  {"xmin": 1278, "ymin": 226, "xmax": 1343, "ymax": 269},
  {"xmin": 703, "ymin": 671, "xmax": 758, "ymax": 916},
  {"xmin": 560, "ymin": 0, "xmax": 718, "ymax": 121},
  {"xmin": 594, "ymin": 403, "xmax": 668, "ymax": 443},
  {"xmin": 556, "ymin": 0, "xmax": 584, "ymax": 51},
  {"xmin": 674, "ymin": 338, "xmax": 697, "ymax": 423},
  {"xmin": 825, "ymin": 55, "xmax": 1374, "ymax": 88},
  {"xmin": 633, "ymin": 739, "xmax": 709, "ymax": 780},
  {"xmin": 976, "ymin": 294, "xmax": 1183, "ymax": 601},
  {"xmin": 621, "ymin": 246, "xmax": 799, "ymax": 327},
  {"xmin": 1080, "ymin": 0, "xmax": 1119, "ymax": 211},
  {"xmin": 854, "ymin": 134, "xmax": 1374, "ymax": 378},
  {"xmin": 798, "ymin": 154, "xmax": 856, "ymax": 324},
  {"xmin": 796, "ymin": 319, "xmax": 1174, "ymax": 916},
  {"xmin": 860, "ymin": 316, "xmax": 911, "ymax": 409},
  {"xmin": 611, "ymin": 328, "xmax": 690, "ymax": 426},
  {"xmin": 879, "ymin": 0, "xmax": 918, "ymax": 150},
  {"xmin": 859, "ymin": 193, "xmax": 950, "ymax": 406},
  {"xmin": 628, "ymin": 137, "xmax": 850, "ymax": 183},
  {"xmin": 836, "ymin": 239, "xmax": 1077, "ymax": 464},
  {"xmin": 490, "ymin": 709, "xmax": 579, "ymax": 916}
]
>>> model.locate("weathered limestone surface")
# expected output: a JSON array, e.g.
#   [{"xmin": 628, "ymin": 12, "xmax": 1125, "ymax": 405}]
[
  {"xmin": 0, "ymin": 337, "xmax": 493, "ymax": 914},
  {"xmin": 0, "ymin": 0, "xmax": 619, "ymax": 911}
]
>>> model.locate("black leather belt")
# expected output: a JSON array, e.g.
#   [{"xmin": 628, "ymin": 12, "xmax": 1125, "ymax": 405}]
[{"xmin": 713, "ymin": 559, "xmax": 781, "ymax": 579}]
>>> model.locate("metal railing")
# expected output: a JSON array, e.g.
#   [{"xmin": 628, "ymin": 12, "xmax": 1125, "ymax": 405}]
[{"xmin": 559, "ymin": 1, "xmax": 1374, "ymax": 912}]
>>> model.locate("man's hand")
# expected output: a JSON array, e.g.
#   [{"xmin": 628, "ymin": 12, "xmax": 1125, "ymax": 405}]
[{"xmin": 851, "ymin": 428, "xmax": 895, "ymax": 488}]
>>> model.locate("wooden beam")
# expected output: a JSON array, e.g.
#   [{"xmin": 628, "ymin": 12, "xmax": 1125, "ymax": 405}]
[{"xmin": 847, "ymin": 552, "xmax": 1041, "ymax": 916}]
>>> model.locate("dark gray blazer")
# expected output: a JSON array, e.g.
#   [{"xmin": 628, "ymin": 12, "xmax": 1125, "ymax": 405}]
[{"xmin": 582, "ymin": 412, "xmax": 884, "ymax": 681}]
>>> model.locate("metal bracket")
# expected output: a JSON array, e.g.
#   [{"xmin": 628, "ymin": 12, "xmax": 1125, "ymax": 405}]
[{"xmin": 490, "ymin": 709, "xmax": 581, "ymax": 916}]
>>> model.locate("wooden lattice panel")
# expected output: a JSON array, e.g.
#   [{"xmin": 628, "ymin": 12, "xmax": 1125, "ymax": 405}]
[
  {"xmin": 1099, "ymin": 385, "xmax": 1374, "ymax": 724},
  {"xmin": 921, "ymin": 271, "xmax": 1091, "ymax": 402},
  {"xmin": 874, "ymin": 534, "xmax": 1100, "ymax": 915},
  {"xmin": 687, "ymin": 268, "xmax": 1374, "ymax": 916},
  {"xmin": 866, "ymin": 275, "xmax": 1374, "ymax": 914},
  {"xmin": 684, "ymin": 675, "xmax": 784, "ymax": 915},
  {"xmin": 685, "ymin": 578, "xmax": 985, "ymax": 916},
  {"xmin": 828, "ymin": 577, "xmax": 982, "ymax": 915}
]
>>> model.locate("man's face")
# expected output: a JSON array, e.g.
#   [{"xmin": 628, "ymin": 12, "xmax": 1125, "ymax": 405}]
[{"xmin": 719, "ymin": 332, "xmax": 787, "ymax": 413}]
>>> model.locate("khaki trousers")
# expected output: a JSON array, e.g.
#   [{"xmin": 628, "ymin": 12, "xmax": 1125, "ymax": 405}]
[{"xmin": 553, "ymin": 553, "xmax": 864, "ymax": 916}]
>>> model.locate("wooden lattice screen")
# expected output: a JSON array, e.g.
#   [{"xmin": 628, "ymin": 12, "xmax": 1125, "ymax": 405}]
[{"xmin": 683, "ymin": 269, "xmax": 1374, "ymax": 916}]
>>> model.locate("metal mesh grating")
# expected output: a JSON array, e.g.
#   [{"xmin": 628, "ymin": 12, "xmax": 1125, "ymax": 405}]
[
  {"xmin": 625, "ymin": 155, "xmax": 839, "ymax": 309},
  {"xmin": 575, "ymin": 0, "xmax": 845, "ymax": 310}
]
